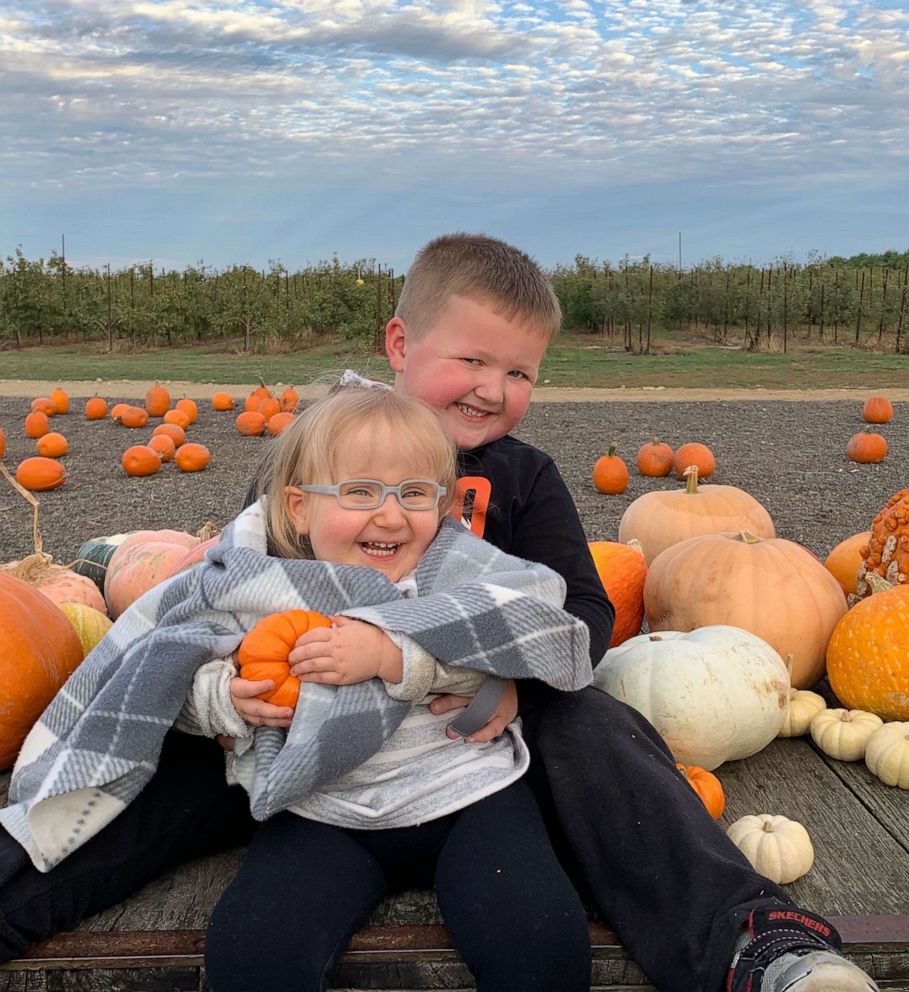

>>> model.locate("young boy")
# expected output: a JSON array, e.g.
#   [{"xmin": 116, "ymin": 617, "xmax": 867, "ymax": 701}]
[{"xmin": 0, "ymin": 235, "xmax": 878, "ymax": 992}]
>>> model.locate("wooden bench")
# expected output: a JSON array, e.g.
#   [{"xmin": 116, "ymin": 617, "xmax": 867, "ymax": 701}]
[{"xmin": 2, "ymin": 736, "xmax": 909, "ymax": 990}]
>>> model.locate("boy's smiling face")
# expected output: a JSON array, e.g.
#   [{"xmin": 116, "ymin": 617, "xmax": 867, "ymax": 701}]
[{"xmin": 386, "ymin": 294, "xmax": 549, "ymax": 450}]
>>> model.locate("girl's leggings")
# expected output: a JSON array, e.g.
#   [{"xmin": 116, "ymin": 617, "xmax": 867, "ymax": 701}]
[{"xmin": 204, "ymin": 779, "xmax": 591, "ymax": 992}]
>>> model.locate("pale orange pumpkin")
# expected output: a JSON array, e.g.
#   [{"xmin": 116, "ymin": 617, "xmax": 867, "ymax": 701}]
[
  {"xmin": 827, "ymin": 582, "xmax": 909, "ymax": 720},
  {"xmin": 104, "ymin": 529, "xmax": 205, "ymax": 618},
  {"xmin": 588, "ymin": 541, "xmax": 647, "ymax": 647},
  {"xmin": 35, "ymin": 432, "xmax": 68, "ymax": 458},
  {"xmin": 0, "ymin": 573, "xmax": 84, "ymax": 769},
  {"xmin": 145, "ymin": 384, "xmax": 171, "ymax": 417},
  {"xmin": 0, "ymin": 554, "xmax": 108, "ymax": 616},
  {"xmin": 618, "ymin": 467, "xmax": 775, "ymax": 565},
  {"xmin": 644, "ymin": 530, "xmax": 847, "ymax": 688},
  {"xmin": 862, "ymin": 395, "xmax": 893, "ymax": 424},
  {"xmin": 673, "ymin": 443, "xmax": 716, "ymax": 479},
  {"xmin": 592, "ymin": 445, "xmax": 630, "ymax": 495},
  {"xmin": 846, "ymin": 432, "xmax": 888, "ymax": 464},
  {"xmin": 49, "ymin": 387, "xmax": 70, "ymax": 415},
  {"xmin": 824, "ymin": 531, "xmax": 871, "ymax": 597},
  {"xmin": 84, "ymin": 396, "xmax": 108, "ymax": 420},
  {"xmin": 636, "ymin": 440, "xmax": 674, "ymax": 478}
]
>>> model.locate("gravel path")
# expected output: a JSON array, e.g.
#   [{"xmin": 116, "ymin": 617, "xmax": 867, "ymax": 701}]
[{"xmin": 1, "ymin": 394, "xmax": 905, "ymax": 564}]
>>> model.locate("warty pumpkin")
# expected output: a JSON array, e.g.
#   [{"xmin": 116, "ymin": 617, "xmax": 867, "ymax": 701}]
[
  {"xmin": 726, "ymin": 815, "xmax": 814, "ymax": 884},
  {"xmin": 145, "ymin": 384, "xmax": 171, "ymax": 417},
  {"xmin": 175, "ymin": 442, "xmax": 211, "ymax": 472},
  {"xmin": 84, "ymin": 395, "xmax": 108, "ymax": 420},
  {"xmin": 644, "ymin": 530, "xmax": 846, "ymax": 688},
  {"xmin": 826, "ymin": 582, "xmax": 909, "ymax": 720},
  {"xmin": 862, "ymin": 395, "xmax": 893, "ymax": 424},
  {"xmin": 35, "ymin": 432, "xmax": 68, "ymax": 458},
  {"xmin": 618, "ymin": 467, "xmax": 775, "ymax": 565},
  {"xmin": 49, "ymin": 387, "xmax": 70, "ymax": 414},
  {"xmin": 0, "ymin": 572, "xmax": 84, "ymax": 769},
  {"xmin": 121, "ymin": 445, "xmax": 162, "ymax": 477},
  {"xmin": 15, "ymin": 456, "xmax": 66, "ymax": 492},
  {"xmin": 24, "ymin": 411, "xmax": 50, "ymax": 439},
  {"xmin": 592, "ymin": 445, "xmax": 629, "ymax": 495},
  {"xmin": 636, "ymin": 439, "xmax": 674, "ymax": 478},
  {"xmin": 676, "ymin": 763, "xmax": 725, "ymax": 819},
  {"xmin": 846, "ymin": 431, "xmax": 888, "ymax": 464},
  {"xmin": 587, "ymin": 540, "xmax": 647, "ymax": 647},
  {"xmin": 239, "ymin": 610, "xmax": 333, "ymax": 708},
  {"xmin": 854, "ymin": 489, "xmax": 908, "ymax": 600},
  {"xmin": 672, "ymin": 443, "xmax": 715, "ymax": 480}
]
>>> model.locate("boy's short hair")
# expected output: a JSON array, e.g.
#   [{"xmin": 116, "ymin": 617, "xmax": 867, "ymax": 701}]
[
  {"xmin": 395, "ymin": 233, "xmax": 560, "ymax": 340},
  {"xmin": 264, "ymin": 387, "xmax": 458, "ymax": 559}
]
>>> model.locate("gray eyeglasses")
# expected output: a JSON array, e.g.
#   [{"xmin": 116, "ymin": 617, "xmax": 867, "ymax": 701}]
[{"xmin": 296, "ymin": 479, "xmax": 447, "ymax": 511}]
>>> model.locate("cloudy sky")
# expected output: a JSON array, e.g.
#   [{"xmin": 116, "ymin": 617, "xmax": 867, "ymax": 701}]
[{"xmin": 2, "ymin": 0, "xmax": 907, "ymax": 273}]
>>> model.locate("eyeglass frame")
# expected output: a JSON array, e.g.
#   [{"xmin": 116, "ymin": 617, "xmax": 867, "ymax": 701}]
[{"xmin": 292, "ymin": 479, "xmax": 448, "ymax": 511}]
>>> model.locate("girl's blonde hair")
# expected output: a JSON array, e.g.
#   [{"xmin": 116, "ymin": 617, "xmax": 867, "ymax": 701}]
[{"xmin": 262, "ymin": 387, "xmax": 458, "ymax": 559}]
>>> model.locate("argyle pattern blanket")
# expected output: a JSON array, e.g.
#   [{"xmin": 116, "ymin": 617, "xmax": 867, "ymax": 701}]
[{"xmin": 0, "ymin": 502, "xmax": 590, "ymax": 871}]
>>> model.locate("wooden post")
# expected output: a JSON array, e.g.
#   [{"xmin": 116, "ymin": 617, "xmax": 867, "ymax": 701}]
[
  {"xmin": 896, "ymin": 265, "xmax": 907, "ymax": 353},
  {"xmin": 818, "ymin": 282, "xmax": 826, "ymax": 341},
  {"xmin": 782, "ymin": 263, "xmax": 788, "ymax": 354},
  {"xmin": 854, "ymin": 270, "xmax": 865, "ymax": 345},
  {"xmin": 645, "ymin": 265, "xmax": 653, "ymax": 354},
  {"xmin": 833, "ymin": 269, "xmax": 839, "ymax": 343},
  {"xmin": 878, "ymin": 268, "xmax": 889, "ymax": 342},
  {"xmin": 106, "ymin": 263, "xmax": 113, "ymax": 352}
]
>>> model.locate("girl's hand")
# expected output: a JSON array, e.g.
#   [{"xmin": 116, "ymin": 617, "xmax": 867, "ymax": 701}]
[
  {"xmin": 288, "ymin": 617, "xmax": 404, "ymax": 685},
  {"xmin": 429, "ymin": 680, "xmax": 518, "ymax": 743},
  {"xmin": 229, "ymin": 676, "xmax": 295, "ymax": 728}
]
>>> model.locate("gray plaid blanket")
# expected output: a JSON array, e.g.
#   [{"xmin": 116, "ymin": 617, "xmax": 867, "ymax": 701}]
[{"xmin": 0, "ymin": 501, "xmax": 590, "ymax": 871}]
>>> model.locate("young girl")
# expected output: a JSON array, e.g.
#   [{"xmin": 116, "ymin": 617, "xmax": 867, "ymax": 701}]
[{"xmin": 2, "ymin": 388, "xmax": 593, "ymax": 992}]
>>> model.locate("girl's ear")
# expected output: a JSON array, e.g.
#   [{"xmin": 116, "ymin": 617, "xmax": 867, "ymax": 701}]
[{"xmin": 285, "ymin": 486, "xmax": 308, "ymax": 535}]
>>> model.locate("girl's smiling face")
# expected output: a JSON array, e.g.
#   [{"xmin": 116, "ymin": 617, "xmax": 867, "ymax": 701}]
[{"xmin": 285, "ymin": 421, "xmax": 445, "ymax": 582}]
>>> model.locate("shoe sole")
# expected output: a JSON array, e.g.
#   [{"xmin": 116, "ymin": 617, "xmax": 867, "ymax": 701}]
[{"xmin": 779, "ymin": 960, "xmax": 878, "ymax": 991}]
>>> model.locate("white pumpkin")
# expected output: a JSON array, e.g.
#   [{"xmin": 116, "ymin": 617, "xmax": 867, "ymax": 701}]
[
  {"xmin": 593, "ymin": 625, "xmax": 790, "ymax": 770},
  {"xmin": 810, "ymin": 708, "xmax": 883, "ymax": 761},
  {"xmin": 726, "ymin": 814, "xmax": 814, "ymax": 884},
  {"xmin": 778, "ymin": 689, "xmax": 827, "ymax": 738},
  {"xmin": 864, "ymin": 722, "xmax": 909, "ymax": 789}
]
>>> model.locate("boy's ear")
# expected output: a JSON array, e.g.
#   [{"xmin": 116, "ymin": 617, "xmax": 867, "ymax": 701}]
[
  {"xmin": 285, "ymin": 486, "xmax": 308, "ymax": 534},
  {"xmin": 385, "ymin": 316, "xmax": 407, "ymax": 372}
]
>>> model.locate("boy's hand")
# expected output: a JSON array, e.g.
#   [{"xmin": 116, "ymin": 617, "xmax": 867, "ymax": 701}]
[
  {"xmin": 429, "ymin": 679, "xmax": 518, "ymax": 743},
  {"xmin": 289, "ymin": 617, "xmax": 404, "ymax": 685},
  {"xmin": 229, "ymin": 676, "xmax": 295, "ymax": 728}
]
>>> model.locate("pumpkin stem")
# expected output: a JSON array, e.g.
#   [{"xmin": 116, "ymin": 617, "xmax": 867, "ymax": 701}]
[
  {"xmin": 607, "ymin": 443, "xmax": 618, "ymax": 457},
  {"xmin": 683, "ymin": 465, "xmax": 700, "ymax": 494},
  {"xmin": 734, "ymin": 530, "xmax": 763, "ymax": 544},
  {"xmin": 0, "ymin": 462, "xmax": 43, "ymax": 556},
  {"xmin": 865, "ymin": 572, "xmax": 894, "ymax": 596},
  {"xmin": 626, "ymin": 538, "xmax": 645, "ymax": 556},
  {"xmin": 761, "ymin": 821, "xmax": 775, "ymax": 833},
  {"xmin": 196, "ymin": 520, "xmax": 221, "ymax": 541}
]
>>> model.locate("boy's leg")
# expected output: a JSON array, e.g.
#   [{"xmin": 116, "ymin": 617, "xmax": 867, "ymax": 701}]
[
  {"xmin": 517, "ymin": 682, "xmax": 863, "ymax": 992},
  {"xmin": 0, "ymin": 732, "xmax": 254, "ymax": 961},
  {"xmin": 434, "ymin": 780, "xmax": 591, "ymax": 992},
  {"xmin": 204, "ymin": 813, "xmax": 388, "ymax": 992}
]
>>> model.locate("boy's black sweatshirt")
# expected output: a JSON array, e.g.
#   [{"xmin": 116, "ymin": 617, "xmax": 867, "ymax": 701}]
[{"xmin": 244, "ymin": 434, "xmax": 615, "ymax": 668}]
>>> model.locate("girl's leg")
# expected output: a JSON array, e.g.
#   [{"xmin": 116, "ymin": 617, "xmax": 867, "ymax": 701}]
[
  {"xmin": 204, "ymin": 813, "xmax": 388, "ymax": 992},
  {"xmin": 434, "ymin": 780, "xmax": 591, "ymax": 992},
  {"xmin": 0, "ymin": 732, "xmax": 254, "ymax": 962}
]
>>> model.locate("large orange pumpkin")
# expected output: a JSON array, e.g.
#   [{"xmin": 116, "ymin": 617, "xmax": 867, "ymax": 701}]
[
  {"xmin": 827, "ymin": 583, "xmax": 909, "ymax": 720},
  {"xmin": 0, "ymin": 573, "xmax": 84, "ymax": 769},
  {"xmin": 588, "ymin": 541, "xmax": 647, "ymax": 647},
  {"xmin": 644, "ymin": 531, "xmax": 847, "ymax": 688},
  {"xmin": 239, "ymin": 610, "xmax": 333, "ymax": 708},
  {"xmin": 618, "ymin": 467, "xmax": 775, "ymax": 565}
]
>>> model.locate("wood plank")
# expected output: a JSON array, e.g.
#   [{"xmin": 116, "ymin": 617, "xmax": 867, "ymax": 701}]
[{"xmin": 716, "ymin": 737, "xmax": 909, "ymax": 915}]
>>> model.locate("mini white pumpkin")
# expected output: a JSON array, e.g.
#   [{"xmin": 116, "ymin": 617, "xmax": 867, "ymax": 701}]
[
  {"xmin": 778, "ymin": 689, "xmax": 827, "ymax": 738},
  {"xmin": 726, "ymin": 814, "xmax": 814, "ymax": 884},
  {"xmin": 864, "ymin": 722, "xmax": 909, "ymax": 789},
  {"xmin": 810, "ymin": 708, "xmax": 883, "ymax": 761},
  {"xmin": 593, "ymin": 624, "xmax": 790, "ymax": 770}
]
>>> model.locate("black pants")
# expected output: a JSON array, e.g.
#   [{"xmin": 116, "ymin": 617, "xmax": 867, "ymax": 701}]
[
  {"xmin": 0, "ymin": 691, "xmax": 805, "ymax": 992},
  {"xmin": 205, "ymin": 780, "xmax": 591, "ymax": 992}
]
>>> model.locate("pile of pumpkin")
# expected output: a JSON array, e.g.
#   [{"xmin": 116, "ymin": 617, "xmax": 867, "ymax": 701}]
[{"xmin": 586, "ymin": 401, "xmax": 907, "ymax": 882}]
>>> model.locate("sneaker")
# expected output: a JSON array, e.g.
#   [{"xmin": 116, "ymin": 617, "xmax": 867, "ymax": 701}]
[{"xmin": 728, "ymin": 907, "xmax": 879, "ymax": 992}]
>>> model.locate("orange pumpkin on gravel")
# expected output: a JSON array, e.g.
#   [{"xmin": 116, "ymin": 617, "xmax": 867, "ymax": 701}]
[
  {"xmin": 175, "ymin": 442, "xmax": 211, "ymax": 473},
  {"xmin": 24, "ymin": 411, "xmax": 50, "ymax": 439},
  {"xmin": 175, "ymin": 397, "xmax": 198, "ymax": 424},
  {"xmin": 163, "ymin": 408, "xmax": 191, "ymax": 430},
  {"xmin": 863, "ymin": 395, "xmax": 893, "ymax": 424},
  {"xmin": 0, "ymin": 428, "xmax": 6, "ymax": 459},
  {"xmin": 212, "ymin": 392, "xmax": 235, "ymax": 411},
  {"xmin": 148, "ymin": 434, "xmax": 176, "ymax": 461},
  {"xmin": 636, "ymin": 440, "xmax": 674, "ymax": 477},
  {"xmin": 0, "ymin": 573, "xmax": 84, "ymax": 769},
  {"xmin": 827, "ymin": 583, "xmax": 909, "ymax": 720},
  {"xmin": 280, "ymin": 385, "xmax": 299, "ymax": 413},
  {"xmin": 673, "ymin": 442, "xmax": 716, "ymax": 480},
  {"xmin": 35, "ymin": 432, "xmax": 68, "ymax": 458},
  {"xmin": 110, "ymin": 402, "xmax": 130, "ymax": 420},
  {"xmin": 49, "ymin": 387, "xmax": 70, "ymax": 414},
  {"xmin": 145, "ymin": 384, "xmax": 171, "ymax": 417},
  {"xmin": 236, "ymin": 411, "xmax": 267, "ymax": 436},
  {"xmin": 121, "ymin": 445, "xmax": 162, "ymax": 477},
  {"xmin": 84, "ymin": 396, "xmax": 108, "ymax": 420},
  {"xmin": 588, "ymin": 540, "xmax": 647, "ymax": 647},
  {"xmin": 153, "ymin": 422, "xmax": 186, "ymax": 447},
  {"xmin": 592, "ymin": 445, "xmax": 630, "ymax": 495},
  {"xmin": 30, "ymin": 397, "xmax": 56, "ymax": 417},
  {"xmin": 114, "ymin": 406, "xmax": 149, "ymax": 429},
  {"xmin": 239, "ymin": 610, "xmax": 333, "ymax": 708},
  {"xmin": 15, "ymin": 456, "xmax": 66, "ymax": 491},
  {"xmin": 267, "ymin": 412, "xmax": 295, "ymax": 436},
  {"xmin": 846, "ymin": 432, "xmax": 888, "ymax": 464}
]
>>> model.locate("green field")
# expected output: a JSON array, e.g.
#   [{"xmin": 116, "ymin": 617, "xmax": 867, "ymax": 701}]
[{"xmin": 1, "ymin": 336, "xmax": 907, "ymax": 389}]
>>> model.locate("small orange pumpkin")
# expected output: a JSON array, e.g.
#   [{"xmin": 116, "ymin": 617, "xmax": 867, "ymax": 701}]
[
  {"xmin": 256, "ymin": 396, "xmax": 281, "ymax": 422},
  {"xmin": 148, "ymin": 434, "xmax": 176, "ymax": 461},
  {"xmin": 676, "ymin": 763, "xmax": 725, "ymax": 819},
  {"xmin": 267, "ymin": 411, "xmax": 295, "ymax": 436},
  {"xmin": 30, "ymin": 397, "xmax": 57, "ymax": 417},
  {"xmin": 15, "ymin": 456, "xmax": 66, "ymax": 491},
  {"xmin": 110, "ymin": 402, "xmax": 131, "ymax": 420},
  {"xmin": 114, "ymin": 406, "xmax": 150, "ymax": 429},
  {"xmin": 212, "ymin": 392, "xmax": 235, "ymax": 411},
  {"xmin": 35, "ymin": 432, "xmax": 68, "ymax": 458},
  {"xmin": 163, "ymin": 408, "xmax": 191, "ymax": 430},
  {"xmin": 145, "ymin": 384, "xmax": 171, "ymax": 418},
  {"xmin": 175, "ymin": 442, "xmax": 211, "ymax": 473},
  {"xmin": 84, "ymin": 395, "xmax": 108, "ymax": 420},
  {"xmin": 122, "ymin": 445, "xmax": 162, "ymax": 477},
  {"xmin": 153, "ymin": 422, "xmax": 186, "ymax": 446},
  {"xmin": 588, "ymin": 541, "xmax": 647, "ymax": 647},
  {"xmin": 239, "ymin": 610, "xmax": 333, "ymax": 708},
  {"xmin": 236, "ymin": 411, "xmax": 267, "ymax": 436},
  {"xmin": 636, "ymin": 440, "xmax": 674, "ymax": 478},
  {"xmin": 824, "ymin": 531, "xmax": 871, "ymax": 597},
  {"xmin": 0, "ymin": 427, "xmax": 6, "ymax": 459},
  {"xmin": 175, "ymin": 397, "xmax": 198, "ymax": 424},
  {"xmin": 592, "ymin": 445, "xmax": 630, "ymax": 495},
  {"xmin": 673, "ymin": 442, "xmax": 716, "ymax": 480},
  {"xmin": 49, "ymin": 387, "xmax": 70, "ymax": 414},
  {"xmin": 863, "ymin": 395, "xmax": 893, "ymax": 424},
  {"xmin": 280, "ymin": 385, "xmax": 299, "ymax": 413},
  {"xmin": 846, "ymin": 432, "xmax": 888, "ymax": 464},
  {"xmin": 24, "ymin": 411, "xmax": 51, "ymax": 439}
]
